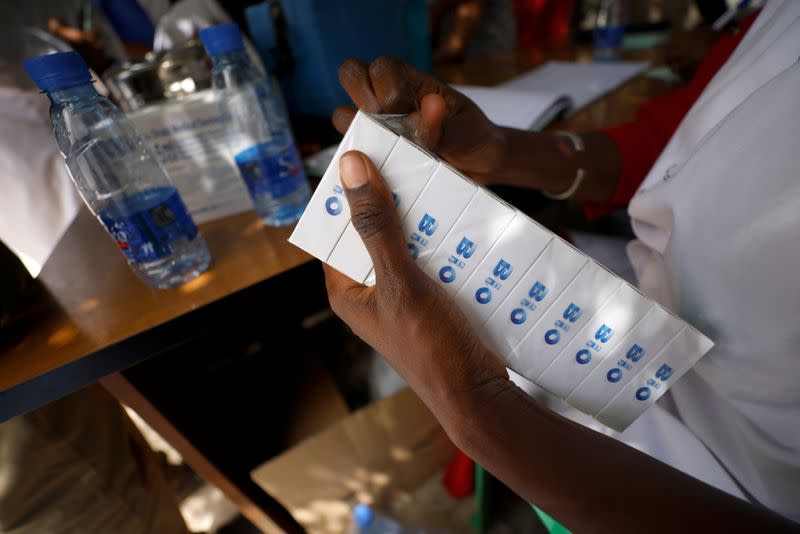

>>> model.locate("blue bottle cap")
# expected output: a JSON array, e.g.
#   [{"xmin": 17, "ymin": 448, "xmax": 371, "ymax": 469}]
[
  {"xmin": 353, "ymin": 504, "xmax": 374, "ymax": 528},
  {"xmin": 23, "ymin": 51, "xmax": 92, "ymax": 92},
  {"xmin": 199, "ymin": 23, "xmax": 245, "ymax": 55}
]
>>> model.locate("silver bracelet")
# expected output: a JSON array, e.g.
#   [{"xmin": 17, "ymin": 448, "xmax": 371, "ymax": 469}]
[{"xmin": 543, "ymin": 131, "xmax": 585, "ymax": 200}]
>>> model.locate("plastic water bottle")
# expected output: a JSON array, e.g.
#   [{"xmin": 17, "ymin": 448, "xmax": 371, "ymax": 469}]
[
  {"xmin": 23, "ymin": 52, "xmax": 211, "ymax": 289},
  {"xmin": 350, "ymin": 504, "xmax": 403, "ymax": 534},
  {"xmin": 200, "ymin": 23, "xmax": 311, "ymax": 226},
  {"xmin": 594, "ymin": 0, "xmax": 625, "ymax": 61}
]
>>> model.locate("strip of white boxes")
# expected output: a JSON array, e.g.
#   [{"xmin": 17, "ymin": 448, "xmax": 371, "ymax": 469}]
[{"xmin": 289, "ymin": 111, "xmax": 713, "ymax": 431}]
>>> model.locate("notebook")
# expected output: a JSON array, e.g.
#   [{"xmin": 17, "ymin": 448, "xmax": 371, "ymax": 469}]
[{"xmin": 454, "ymin": 60, "xmax": 649, "ymax": 131}]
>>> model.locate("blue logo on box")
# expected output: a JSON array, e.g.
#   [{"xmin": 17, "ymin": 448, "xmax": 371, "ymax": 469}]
[
  {"xmin": 476, "ymin": 287, "xmax": 492, "ymax": 304},
  {"xmin": 439, "ymin": 266, "xmax": 456, "ymax": 283},
  {"xmin": 494, "ymin": 259, "xmax": 512, "ymax": 280},
  {"xmin": 418, "ymin": 213, "xmax": 437, "ymax": 236},
  {"xmin": 325, "ymin": 196, "xmax": 343, "ymax": 216}
]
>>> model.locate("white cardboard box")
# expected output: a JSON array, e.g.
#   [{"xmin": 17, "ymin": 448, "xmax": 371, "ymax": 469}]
[
  {"xmin": 288, "ymin": 111, "xmax": 715, "ymax": 431},
  {"xmin": 510, "ymin": 261, "xmax": 621, "ymax": 382},
  {"xmin": 454, "ymin": 213, "xmax": 553, "ymax": 329},
  {"xmin": 328, "ymin": 138, "xmax": 439, "ymax": 283},
  {"xmin": 422, "ymin": 189, "xmax": 516, "ymax": 295},
  {"xmin": 481, "ymin": 237, "xmax": 587, "ymax": 359},
  {"xmin": 401, "ymin": 164, "xmax": 477, "ymax": 267},
  {"xmin": 565, "ymin": 304, "xmax": 685, "ymax": 414},
  {"xmin": 596, "ymin": 327, "xmax": 714, "ymax": 431},
  {"xmin": 288, "ymin": 112, "xmax": 398, "ymax": 262},
  {"xmin": 535, "ymin": 283, "xmax": 653, "ymax": 398}
]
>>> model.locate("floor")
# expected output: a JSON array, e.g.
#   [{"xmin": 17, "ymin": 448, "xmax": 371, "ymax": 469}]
[
  {"xmin": 127, "ymin": 403, "xmax": 552, "ymax": 533},
  {"xmin": 125, "ymin": 345, "xmax": 552, "ymax": 534},
  {"xmin": 126, "ymin": 406, "xmax": 245, "ymax": 533}
]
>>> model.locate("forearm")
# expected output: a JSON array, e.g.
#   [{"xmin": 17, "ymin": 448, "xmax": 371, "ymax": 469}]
[
  {"xmin": 493, "ymin": 128, "xmax": 623, "ymax": 202},
  {"xmin": 440, "ymin": 374, "xmax": 797, "ymax": 533}
]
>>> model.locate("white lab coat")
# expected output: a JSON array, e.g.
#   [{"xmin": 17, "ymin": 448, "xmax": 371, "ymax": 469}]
[{"xmin": 621, "ymin": 0, "xmax": 800, "ymax": 521}]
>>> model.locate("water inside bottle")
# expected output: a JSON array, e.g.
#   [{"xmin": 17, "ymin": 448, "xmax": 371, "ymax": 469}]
[
  {"xmin": 234, "ymin": 141, "xmax": 310, "ymax": 226},
  {"xmin": 98, "ymin": 187, "xmax": 211, "ymax": 288}
]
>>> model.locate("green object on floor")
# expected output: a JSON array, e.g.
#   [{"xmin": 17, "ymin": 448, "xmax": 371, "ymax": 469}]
[
  {"xmin": 471, "ymin": 464, "xmax": 488, "ymax": 533},
  {"xmin": 531, "ymin": 505, "xmax": 572, "ymax": 534},
  {"xmin": 472, "ymin": 463, "xmax": 571, "ymax": 534}
]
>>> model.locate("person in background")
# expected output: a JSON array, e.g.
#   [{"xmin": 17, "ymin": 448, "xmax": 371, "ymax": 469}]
[
  {"xmin": 90, "ymin": 0, "xmax": 171, "ymax": 60},
  {"xmin": 0, "ymin": 386, "xmax": 192, "ymax": 534},
  {"xmin": 429, "ymin": 0, "xmax": 517, "ymax": 62},
  {"xmin": 325, "ymin": 1, "xmax": 799, "ymax": 530},
  {"xmin": 0, "ymin": 0, "xmax": 128, "ymax": 73}
]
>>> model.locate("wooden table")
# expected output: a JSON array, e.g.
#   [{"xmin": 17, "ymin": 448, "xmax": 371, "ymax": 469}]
[
  {"xmin": 1, "ymin": 211, "xmax": 314, "ymax": 532},
  {"xmin": 0, "ymin": 43, "xmax": 678, "ymax": 533},
  {"xmin": 0, "ymin": 211, "xmax": 309, "ymax": 399}
]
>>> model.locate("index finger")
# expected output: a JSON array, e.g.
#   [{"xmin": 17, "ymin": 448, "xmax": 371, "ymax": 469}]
[
  {"xmin": 338, "ymin": 59, "xmax": 381, "ymax": 113},
  {"xmin": 332, "ymin": 105, "xmax": 357, "ymax": 135},
  {"xmin": 322, "ymin": 263, "xmax": 377, "ymax": 330},
  {"xmin": 368, "ymin": 56, "xmax": 417, "ymax": 114}
]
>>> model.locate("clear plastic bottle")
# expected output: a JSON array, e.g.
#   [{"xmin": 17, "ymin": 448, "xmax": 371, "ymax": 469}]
[
  {"xmin": 594, "ymin": 0, "xmax": 626, "ymax": 61},
  {"xmin": 23, "ymin": 51, "xmax": 211, "ymax": 289},
  {"xmin": 200, "ymin": 23, "xmax": 311, "ymax": 226},
  {"xmin": 350, "ymin": 504, "xmax": 403, "ymax": 534}
]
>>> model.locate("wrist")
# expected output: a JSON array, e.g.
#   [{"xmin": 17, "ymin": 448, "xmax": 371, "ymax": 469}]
[
  {"xmin": 476, "ymin": 125, "xmax": 511, "ymax": 186},
  {"xmin": 490, "ymin": 128, "xmax": 580, "ymax": 193},
  {"xmin": 437, "ymin": 370, "xmax": 516, "ymax": 448},
  {"xmin": 541, "ymin": 131, "xmax": 586, "ymax": 200}
]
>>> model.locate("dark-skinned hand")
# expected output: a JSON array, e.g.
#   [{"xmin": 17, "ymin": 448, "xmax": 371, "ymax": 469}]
[
  {"xmin": 323, "ymin": 150, "xmax": 509, "ymax": 419},
  {"xmin": 331, "ymin": 56, "xmax": 619, "ymax": 199},
  {"xmin": 332, "ymin": 57, "xmax": 506, "ymax": 184}
]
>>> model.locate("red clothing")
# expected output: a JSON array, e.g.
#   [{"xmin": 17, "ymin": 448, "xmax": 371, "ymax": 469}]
[
  {"xmin": 514, "ymin": 0, "xmax": 574, "ymax": 50},
  {"xmin": 583, "ymin": 14, "xmax": 757, "ymax": 219}
]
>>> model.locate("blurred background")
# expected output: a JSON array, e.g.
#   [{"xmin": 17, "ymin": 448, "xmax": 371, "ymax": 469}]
[{"xmin": 0, "ymin": 1, "xmax": 758, "ymax": 533}]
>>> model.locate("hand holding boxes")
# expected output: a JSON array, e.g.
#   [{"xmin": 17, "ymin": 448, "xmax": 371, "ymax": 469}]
[{"xmin": 289, "ymin": 111, "xmax": 713, "ymax": 431}]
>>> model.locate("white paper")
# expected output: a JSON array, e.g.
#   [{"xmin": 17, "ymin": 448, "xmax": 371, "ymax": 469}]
[
  {"xmin": 596, "ymin": 327, "xmax": 715, "ymax": 431},
  {"xmin": 452, "ymin": 85, "xmax": 568, "ymax": 130},
  {"xmin": 482, "ymin": 238, "xmax": 587, "ymax": 359},
  {"xmin": 130, "ymin": 90, "xmax": 252, "ymax": 224},
  {"xmin": 501, "ymin": 60, "xmax": 649, "ymax": 111}
]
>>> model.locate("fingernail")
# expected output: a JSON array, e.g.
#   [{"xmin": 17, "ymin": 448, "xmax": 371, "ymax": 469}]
[{"xmin": 339, "ymin": 153, "xmax": 368, "ymax": 189}]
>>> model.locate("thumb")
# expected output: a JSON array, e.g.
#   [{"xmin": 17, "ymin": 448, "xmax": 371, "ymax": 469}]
[{"xmin": 339, "ymin": 151, "xmax": 410, "ymax": 279}]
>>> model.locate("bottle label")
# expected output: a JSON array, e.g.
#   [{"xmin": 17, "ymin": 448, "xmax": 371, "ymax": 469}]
[
  {"xmin": 234, "ymin": 142, "xmax": 307, "ymax": 199},
  {"xmin": 99, "ymin": 187, "xmax": 198, "ymax": 263}
]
